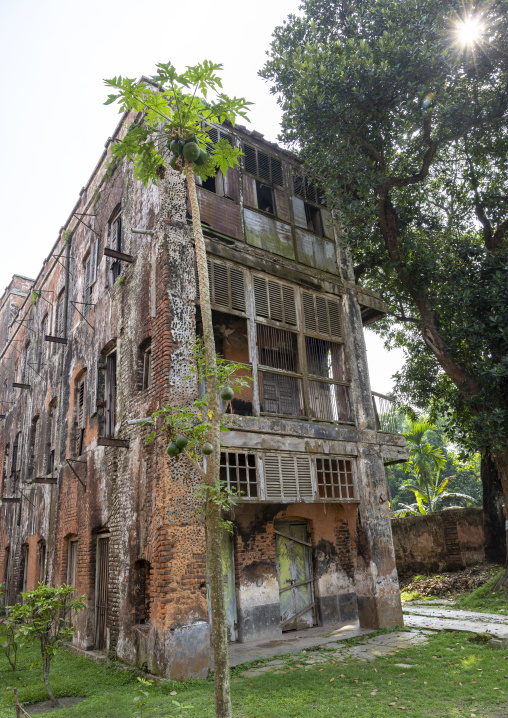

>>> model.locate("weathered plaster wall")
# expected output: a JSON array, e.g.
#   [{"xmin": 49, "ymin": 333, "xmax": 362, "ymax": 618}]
[{"xmin": 392, "ymin": 508, "xmax": 485, "ymax": 575}]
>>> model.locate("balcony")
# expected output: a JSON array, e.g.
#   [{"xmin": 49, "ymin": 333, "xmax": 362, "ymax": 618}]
[{"xmin": 372, "ymin": 392, "xmax": 399, "ymax": 434}]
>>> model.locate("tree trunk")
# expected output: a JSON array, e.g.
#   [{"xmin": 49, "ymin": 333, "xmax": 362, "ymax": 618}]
[
  {"xmin": 492, "ymin": 449, "xmax": 508, "ymax": 589},
  {"xmin": 482, "ymin": 451, "xmax": 506, "ymax": 565},
  {"xmin": 185, "ymin": 161, "xmax": 232, "ymax": 718},
  {"xmin": 42, "ymin": 654, "xmax": 57, "ymax": 707}
]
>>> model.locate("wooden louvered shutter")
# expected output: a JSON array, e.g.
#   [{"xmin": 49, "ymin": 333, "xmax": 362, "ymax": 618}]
[
  {"xmin": 264, "ymin": 454, "xmax": 313, "ymax": 501},
  {"xmin": 199, "ymin": 260, "xmax": 246, "ymax": 313},
  {"xmin": 302, "ymin": 292, "xmax": 342, "ymax": 340},
  {"xmin": 253, "ymin": 277, "xmax": 297, "ymax": 326},
  {"xmin": 78, "ymin": 379, "xmax": 85, "ymax": 428},
  {"xmin": 91, "ymin": 239, "xmax": 98, "ymax": 284}
]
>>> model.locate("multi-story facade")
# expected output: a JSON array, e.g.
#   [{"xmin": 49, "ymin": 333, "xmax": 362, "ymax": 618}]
[{"xmin": 0, "ymin": 114, "xmax": 407, "ymax": 679}]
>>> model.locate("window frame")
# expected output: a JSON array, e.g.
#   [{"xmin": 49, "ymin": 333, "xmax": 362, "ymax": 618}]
[{"xmin": 219, "ymin": 449, "xmax": 358, "ymax": 503}]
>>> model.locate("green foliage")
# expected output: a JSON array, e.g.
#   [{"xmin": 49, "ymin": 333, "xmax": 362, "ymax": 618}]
[
  {"xmin": 390, "ymin": 417, "xmax": 477, "ymax": 515},
  {"xmin": 133, "ymin": 676, "xmax": 154, "ymax": 717},
  {"xmin": 10, "ymin": 583, "xmax": 86, "ymax": 703},
  {"xmin": 456, "ymin": 568, "xmax": 508, "ymax": 613},
  {"xmin": 262, "ymin": 0, "xmax": 508, "ymax": 458},
  {"xmin": 30, "ymin": 289, "xmax": 41, "ymax": 306},
  {"xmin": 104, "ymin": 61, "xmax": 251, "ymax": 186},
  {"xmin": 0, "ymin": 613, "xmax": 24, "ymax": 671},
  {"xmin": 63, "ymin": 229, "xmax": 73, "ymax": 247}
]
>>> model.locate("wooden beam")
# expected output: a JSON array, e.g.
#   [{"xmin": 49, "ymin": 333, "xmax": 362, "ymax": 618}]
[
  {"xmin": 13, "ymin": 383, "xmax": 30, "ymax": 390},
  {"xmin": 45, "ymin": 335, "xmax": 67, "ymax": 345},
  {"xmin": 97, "ymin": 437, "xmax": 130, "ymax": 448},
  {"xmin": 104, "ymin": 247, "xmax": 134, "ymax": 263},
  {"xmin": 34, "ymin": 477, "xmax": 58, "ymax": 484}
]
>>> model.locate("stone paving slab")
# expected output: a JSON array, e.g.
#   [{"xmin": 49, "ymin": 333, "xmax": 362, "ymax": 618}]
[
  {"xmin": 404, "ymin": 613, "xmax": 508, "ymax": 638},
  {"xmin": 239, "ymin": 630, "xmax": 430, "ymax": 676},
  {"xmin": 228, "ymin": 621, "xmax": 371, "ymax": 667},
  {"xmin": 404, "ymin": 606, "xmax": 508, "ymax": 624}
]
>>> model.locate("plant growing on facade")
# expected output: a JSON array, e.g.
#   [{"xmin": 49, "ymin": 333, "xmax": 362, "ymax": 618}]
[
  {"xmin": 10, "ymin": 583, "xmax": 86, "ymax": 707},
  {"xmin": 104, "ymin": 61, "xmax": 251, "ymax": 718}
]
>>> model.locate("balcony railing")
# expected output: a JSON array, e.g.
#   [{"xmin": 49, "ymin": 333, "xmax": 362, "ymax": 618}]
[{"xmin": 372, "ymin": 392, "xmax": 398, "ymax": 433}]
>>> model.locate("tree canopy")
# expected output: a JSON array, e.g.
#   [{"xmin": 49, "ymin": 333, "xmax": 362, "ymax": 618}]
[{"xmin": 261, "ymin": 0, "xmax": 508, "ymax": 490}]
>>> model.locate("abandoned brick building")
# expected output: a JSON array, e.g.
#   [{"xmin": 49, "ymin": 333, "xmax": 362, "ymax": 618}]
[{"xmin": 0, "ymin": 114, "xmax": 408, "ymax": 678}]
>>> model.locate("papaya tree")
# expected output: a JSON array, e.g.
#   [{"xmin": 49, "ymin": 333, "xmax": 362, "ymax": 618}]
[
  {"xmin": 104, "ymin": 62, "xmax": 251, "ymax": 718},
  {"xmin": 261, "ymin": 0, "xmax": 508, "ymax": 572}
]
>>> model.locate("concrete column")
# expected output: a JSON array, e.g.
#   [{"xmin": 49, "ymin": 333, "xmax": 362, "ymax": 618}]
[{"xmin": 337, "ymin": 241, "xmax": 403, "ymax": 629}]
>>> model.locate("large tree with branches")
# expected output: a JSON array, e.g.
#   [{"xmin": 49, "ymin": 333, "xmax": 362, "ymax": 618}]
[{"xmin": 262, "ymin": 0, "xmax": 508, "ymax": 571}]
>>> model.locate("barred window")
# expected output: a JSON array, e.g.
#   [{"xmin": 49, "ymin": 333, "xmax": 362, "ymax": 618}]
[
  {"xmin": 316, "ymin": 457, "xmax": 355, "ymax": 500},
  {"xmin": 220, "ymin": 451, "xmax": 258, "ymax": 498}
]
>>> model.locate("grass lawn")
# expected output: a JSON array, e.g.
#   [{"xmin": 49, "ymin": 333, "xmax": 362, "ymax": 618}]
[
  {"xmin": 0, "ymin": 631, "xmax": 508, "ymax": 717},
  {"xmin": 455, "ymin": 569, "xmax": 508, "ymax": 614}
]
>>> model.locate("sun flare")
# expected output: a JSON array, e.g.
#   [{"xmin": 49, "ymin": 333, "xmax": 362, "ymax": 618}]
[{"xmin": 454, "ymin": 15, "xmax": 483, "ymax": 46}]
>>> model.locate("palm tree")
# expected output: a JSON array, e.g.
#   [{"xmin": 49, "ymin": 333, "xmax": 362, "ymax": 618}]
[{"xmin": 394, "ymin": 418, "xmax": 473, "ymax": 517}]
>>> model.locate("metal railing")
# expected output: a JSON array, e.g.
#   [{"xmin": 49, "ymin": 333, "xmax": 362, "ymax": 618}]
[{"xmin": 372, "ymin": 391, "xmax": 398, "ymax": 433}]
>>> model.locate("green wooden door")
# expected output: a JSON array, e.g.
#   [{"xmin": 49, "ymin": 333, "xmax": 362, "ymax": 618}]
[{"xmin": 275, "ymin": 521, "xmax": 315, "ymax": 631}]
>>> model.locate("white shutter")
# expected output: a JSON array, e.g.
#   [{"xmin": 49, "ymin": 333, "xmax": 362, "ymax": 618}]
[{"xmin": 263, "ymin": 454, "xmax": 313, "ymax": 501}]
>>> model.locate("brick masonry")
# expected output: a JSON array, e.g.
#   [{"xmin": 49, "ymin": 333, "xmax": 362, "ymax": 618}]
[{"xmin": 0, "ymin": 113, "xmax": 407, "ymax": 678}]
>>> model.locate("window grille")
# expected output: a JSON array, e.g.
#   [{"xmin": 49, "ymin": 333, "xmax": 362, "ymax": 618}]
[
  {"xmin": 196, "ymin": 259, "xmax": 246, "ymax": 314},
  {"xmin": 206, "ymin": 127, "xmax": 233, "ymax": 150},
  {"xmin": 263, "ymin": 454, "xmax": 313, "ymax": 501},
  {"xmin": 243, "ymin": 144, "xmax": 284, "ymax": 187},
  {"xmin": 220, "ymin": 451, "xmax": 258, "ymax": 498},
  {"xmin": 316, "ymin": 457, "xmax": 355, "ymax": 499}
]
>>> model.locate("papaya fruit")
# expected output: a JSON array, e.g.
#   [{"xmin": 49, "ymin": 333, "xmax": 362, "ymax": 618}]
[
  {"xmin": 167, "ymin": 441, "xmax": 180, "ymax": 457},
  {"xmin": 202, "ymin": 442, "xmax": 214, "ymax": 455},
  {"xmin": 183, "ymin": 142, "xmax": 201, "ymax": 162},
  {"xmin": 194, "ymin": 148, "xmax": 208, "ymax": 167},
  {"xmin": 220, "ymin": 386, "xmax": 234, "ymax": 401},
  {"xmin": 175, "ymin": 436, "xmax": 188, "ymax": 450}
]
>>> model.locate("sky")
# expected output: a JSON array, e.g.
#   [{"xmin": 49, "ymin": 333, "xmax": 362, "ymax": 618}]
[{"xmin": 0, "ymin": 0, "xmax": 404, "ymax": 393}]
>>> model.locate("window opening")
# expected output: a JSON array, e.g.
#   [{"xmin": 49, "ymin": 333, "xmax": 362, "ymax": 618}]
[
  {"xmin": 316, "ymin": 457, "xmax": 355, "ymax": 499},
  {"xmin": 133, "ymin": 560, "xmax": 151, "ymax": 625},
  {"xmin": 94, "ymin": 534, "xmax": 110, "ymax": 650},
  {"xmin": 110, "ymin": 214, "xmax": 122, "ymax": 283},
  {"xmin": 255, "ymin": 182, "xmax": 275, "ymax": 214},
  {"xmin": 46, "ymin": 400, "xmax": 57, "ymax": 474},
  {"xmin": 304, "ymin": 202, "xmax": 324, "ymax": 236},
  {"xmin": 38, "ymin": 541, "xmax": 47, "ymax": 584},
  {"xmin": 76, "ymin": 375, "xmax": 86, "ymax": 455},
  {"xmin": 28, "ymin": 416, "xmax": 39, "ymax": 481},
  {"xmin": 67, "ymin": 539, "xmax": 78, "ymax": 587},
  {"xmin": 220, "ymin": 452, "xmax": 258, "ymax": 498},
  {"xmin": 11, "ymin": 433, "xmax": 20, "ymax": 491},
  {"xmin": 105, "ymin": 352, "xmax": 117, "ymax": 438},
  {"xmin": 55, "ymin": 290, "xmax": 65, "ymax": 338},
  {"xmin": 3, "ymin": 443, "xmax": 9, "ymax": 481},
  {"xmin": 202, "ymin": 176, "xmax": 216, "ymax": 193},
  {"xmin": 257, "ymin": 324, "xmax": 304, "ymax": 417},
  {"xmin": 141, "ymin": 344, "xmax": 151, "ymax": 391},
  {"xmin": 38, "ymin": 315, "xmax": 48, "ymax": 370},
  {"xmin": 21, "ymin": 545, "xmax": 29, "ymax": 594}
]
